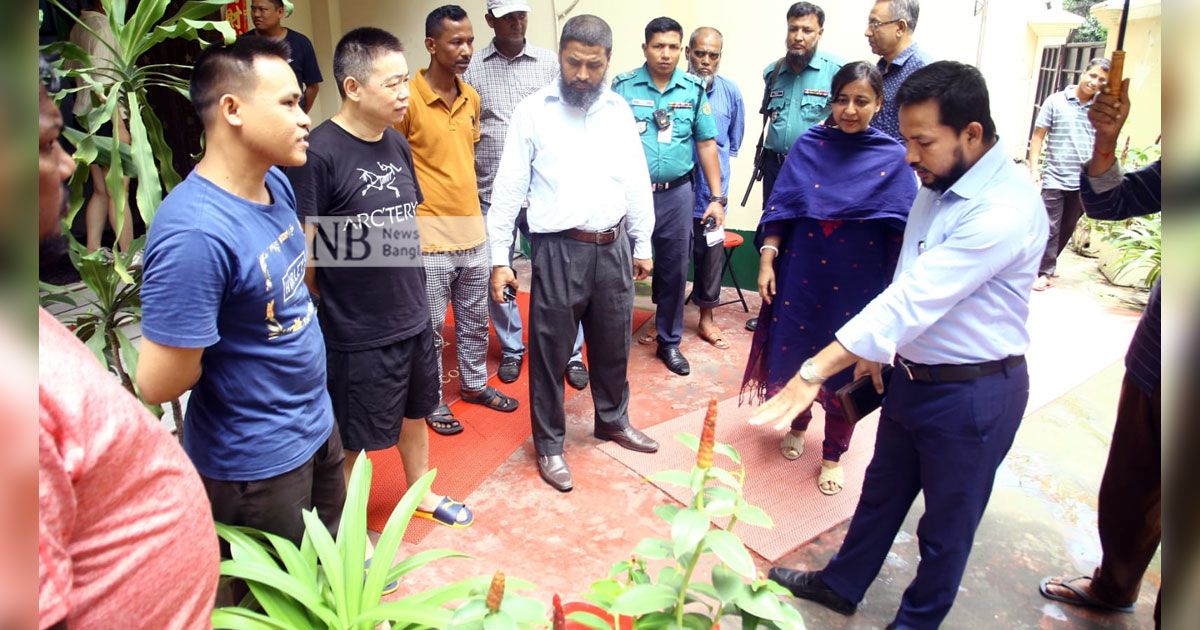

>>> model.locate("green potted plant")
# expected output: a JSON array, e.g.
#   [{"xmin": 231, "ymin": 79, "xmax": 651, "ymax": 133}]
[
  {"xmin": 570, "ymin": 399, "xmax": 805, "ymax": 630},
  {"xmin": 213, "ymin": 455, "xmax": 546, "ymax": 629},
  {"xmin": 40, "ymin": 0, "xmax": 235, "ymax": 418}
]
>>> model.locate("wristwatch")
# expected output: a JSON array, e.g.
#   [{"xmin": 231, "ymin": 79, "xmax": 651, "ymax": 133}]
[
  {"xmin": 710, "ymin": 195, "xmax": 728, "ymax": 206},
  {"xmin": 799, "ymin": 358, "xmax": 826, "ymax": 384}
]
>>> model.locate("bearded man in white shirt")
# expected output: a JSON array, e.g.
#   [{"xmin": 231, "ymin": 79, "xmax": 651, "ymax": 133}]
[{"xmin": 487, "ymin": 14, "xmax": 659, "ymax": 493}]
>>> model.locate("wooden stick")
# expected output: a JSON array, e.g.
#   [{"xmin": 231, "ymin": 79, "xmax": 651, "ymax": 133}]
[{"xmin": 1106, "ymin": 50, "xmax": 1126, "ymax": 97}]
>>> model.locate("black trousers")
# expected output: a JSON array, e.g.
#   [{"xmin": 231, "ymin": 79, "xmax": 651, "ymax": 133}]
[
  {"xmin": 1038, "ymin": 187, "xmax": 1084, "ymax": 276},
  {"xmin": 202, "ymin": 428, "xmax": 346, "ymax": 547},
  {"xmin": 650, "ymin": 183, "xmax": 694, "ymax": 346},
  {"xmin": 691, "ymin": 217, "xmax": 724, "ymax": 308},
  {"xmin": 528, "ymin": 226, "xmax": 634, "ymax": 455}
]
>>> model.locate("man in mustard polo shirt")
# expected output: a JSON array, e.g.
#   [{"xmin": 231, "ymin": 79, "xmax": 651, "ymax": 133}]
[{"xmin": 397, "ymin": 4, "xmax": 518, "ymax": 429}]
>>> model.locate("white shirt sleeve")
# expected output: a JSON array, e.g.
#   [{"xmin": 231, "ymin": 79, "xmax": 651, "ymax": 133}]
[{"xmin": 487, "ymin": 101, "xmax": 534, "ymax": 266}]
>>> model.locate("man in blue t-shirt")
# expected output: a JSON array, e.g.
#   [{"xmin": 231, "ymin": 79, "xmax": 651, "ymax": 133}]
[{"xmin": 137, "ymin": 37, "xmax": 343, "ymax": 546}]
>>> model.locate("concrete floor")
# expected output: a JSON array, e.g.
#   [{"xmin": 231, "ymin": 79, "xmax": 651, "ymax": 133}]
[{"xmin": 388, "ymin": 249, "xmax": 1157, "ymax": 628}]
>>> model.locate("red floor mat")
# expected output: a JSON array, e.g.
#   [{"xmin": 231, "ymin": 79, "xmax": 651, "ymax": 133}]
[{"xmin": 365, "ymin": 291, "xmax": 654, "ymax": 540}]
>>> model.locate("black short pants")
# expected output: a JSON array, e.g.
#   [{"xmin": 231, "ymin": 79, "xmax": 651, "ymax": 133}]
[{"xmin": 326, "ymin": 325, "xmax": 440, "ymax": 452}]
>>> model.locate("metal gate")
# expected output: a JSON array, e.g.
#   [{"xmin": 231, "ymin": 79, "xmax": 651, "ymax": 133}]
[{"xmin": 1028, "ymin": 41, "xmax": 1107, "ymax": 147}]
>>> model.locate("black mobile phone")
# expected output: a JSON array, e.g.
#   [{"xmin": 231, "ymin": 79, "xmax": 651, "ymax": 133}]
[
  {"xmin": 502, "ymin": 285, "xmax": 517, "ymax": 302},
  {"xmin": 835, "ymin": 366, "xmax": 894, "ymax": 424}
]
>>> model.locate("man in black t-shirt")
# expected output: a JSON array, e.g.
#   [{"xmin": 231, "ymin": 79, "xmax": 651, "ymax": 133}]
[
  {"xmin": 242, "ymin": 0, "xmax": 323, "ymax": 113},
  {"xmin": 288, "ymin": 27, "xmax": 473, "ymax": 529}
]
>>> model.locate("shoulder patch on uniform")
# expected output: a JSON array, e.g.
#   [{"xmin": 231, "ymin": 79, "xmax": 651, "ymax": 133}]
[
  {"xmin": 615, "ymin": 70, "xmax": 637, "ymax": 82},
  {"xmin": 683, "ymin": 72, "xmax": 705, "ymax": 86},
  {"xmin": 701, "ymin": 101, "xmax": 712, "ymax": 116}
]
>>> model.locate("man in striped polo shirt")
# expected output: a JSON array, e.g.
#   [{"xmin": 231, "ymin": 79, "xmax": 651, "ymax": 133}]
[{"xmin": 1027, "ymin": 57, "xmax": 1109, "ymax": 290}]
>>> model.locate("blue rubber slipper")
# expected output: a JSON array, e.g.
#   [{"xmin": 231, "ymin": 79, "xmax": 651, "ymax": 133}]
[
  {"xmin": 364, "ymin": 557, "xmax": 399, "ymax": 596},
  {"xmin": 413, "ymin": 496, "xmax": 474, "ymax": 529}
]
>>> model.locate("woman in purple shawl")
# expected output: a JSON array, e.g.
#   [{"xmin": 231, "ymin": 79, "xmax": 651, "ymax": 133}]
[{"xmin": 741, "ymin": 62, "xmax": 917, "ymax": 495}]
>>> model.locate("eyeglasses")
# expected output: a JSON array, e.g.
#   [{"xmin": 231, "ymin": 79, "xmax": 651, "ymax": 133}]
[{"xmin": 867, "ymin": 18, "xmax": 902, "ymax": 32}]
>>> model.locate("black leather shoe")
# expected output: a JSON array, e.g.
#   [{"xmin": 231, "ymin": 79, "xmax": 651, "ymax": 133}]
[
  {"xmin": 745, "ymin": 317, "xmax": 758, "ymax": 332},
  {"xmin": 767, "ymin": 567, "xmax": 856, "ymax": 615},
  {"xmin": 536, "ymin": 454, "xmax": 573, "ymax": 492},
  {"xmin": 594, "ymin": 425, "xmax": 659, "ymax": 453},
  {"xmin": 655, "ymin": 345, "xmax": 690, "ymax": 375},
  {"xmin": 498, "ymin": 355, "xmax": 522, "ymax": 383},
  {"xmin": 565, "ymin": 360, "xmax": 589, "ymax": 390}
]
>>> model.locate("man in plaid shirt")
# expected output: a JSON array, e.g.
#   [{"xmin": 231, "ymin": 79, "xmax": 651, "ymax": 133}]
[{"xmin": 464, "ymin": 0, "xmax": 589, "ymax": 390}]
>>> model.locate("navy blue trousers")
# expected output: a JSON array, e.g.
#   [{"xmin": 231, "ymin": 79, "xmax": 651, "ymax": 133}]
[
  {"xmin": 820, "ymin": 361, "xmax": 1029, "ymax": 629},
  {"xmin": 650, "ymin": 182, "xmax": 694, "ymax": 347}
]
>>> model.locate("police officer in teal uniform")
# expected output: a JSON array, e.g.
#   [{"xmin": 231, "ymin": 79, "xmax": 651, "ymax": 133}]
[
  {"xmin": 613, "ymin": 16, "xmax": 726, "ymax": 376},
  {"xmin": 746, "ymin": 1, "xmax": 843, "ymax": 332}
]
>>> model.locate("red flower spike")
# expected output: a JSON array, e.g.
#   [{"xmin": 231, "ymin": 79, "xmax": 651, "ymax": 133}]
[
  {"xmin": 486, "ymin": 571, "xmax": 505, "ymax": 613},
  {"xmin": 552, "ymin": 593, "xmax": 566, "ymax": 630},
  {"xmin": 696, "ymin": 397, "xmax": 718, "ymax": 470}
]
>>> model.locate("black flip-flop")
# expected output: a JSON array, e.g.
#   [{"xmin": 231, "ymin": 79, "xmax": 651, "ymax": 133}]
[
  {"xmin": 426, "ymin": 406, "xmax": 463, "ymax": 436},
  {"xmin": 460, "ymin": 385, "xmax": 519, "ymax": 413},
  {"xmin": 1039, "ymin": 576, "xmax": 1135, "ymax": 613}
]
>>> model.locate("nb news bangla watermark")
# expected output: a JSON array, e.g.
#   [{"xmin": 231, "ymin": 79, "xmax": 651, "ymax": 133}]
[{"xmin": 305, "ymin": 213, "xmax": 487, "ymax": 267}]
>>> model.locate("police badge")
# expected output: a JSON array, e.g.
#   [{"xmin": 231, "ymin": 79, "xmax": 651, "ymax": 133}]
[{"xmin": 637, "ymin": 119, "xmax": 649, "ymax": 134}]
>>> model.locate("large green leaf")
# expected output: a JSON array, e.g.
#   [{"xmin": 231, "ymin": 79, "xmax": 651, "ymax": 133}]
[
  {"xmin": 364, "ymin": 468, "xmax": 436, "ymax": 609},
  {"xmin": 124, "ymin": 90, "xmax": 164, "ymax": 227},
  {"xmin": 121, "ymin": 0, "xmax": 172, "ymax": 55},
  {"xmin": 139, "ymin": 104, "xmax": 181, "ymax": 191},
  {"xmin": 385, "ymin": 548, "xmax": 471, "ymax": 583},
  {"xmin": 210, "ymin": 606, "xmax": 292, "ymax": 629},
  {"xmin": 217, "ymin": 559, "xmax": 340, "ymax": 627},
  {"xmin": 675, "ymin": 433, "xmax": 701, "ymax": 452},
  {"xmin": 482, "ymin": 609, "xmax": 517, "ymax": 630},
  {"xmin": 713, "ymin": 442, "xmax": 742, "ymax": 465},
  {"xmin": 353, "ymin": 600, "xmax": 455, "ymax": 628},
  {"xmin": 582, "ymin": 578, "xmax": 623, "ymax": 608},
  {"xmin": 133, "ymin": 0, "xmax": 237, "ymax": 57},
  {"xmin": 564, "ymin": 611, "xmax": 611, "ymax": 630},
  {"xmin": 705, "ymin": 530, "xmax": 755, "ymax": 579},
  {"xmin": 734, "ymin": 586, "xmax": 786, "ymax": 623},
  {"xmin": 396, "ymin": 574, "xmax": 490, "ymax": 607},
  {"xmin": 653, "ymin": 505, "xmax": 682, "ymax": 534},
  {"xmin": 648, "ymin": 469, "xmax": 693, "ymax": 488},
  {"xmin": 711, "ymin": 564, "xmax": 742, "ymax": 602},
  {"xmin": 734, "ymin": 504, "xmax": 774, "ymax": 529},
  {"xmin": 499, "ymin": 593, "xmax": 546, "ymax": 625},
  {"xmin": 671, "ymin": 508, "xmax": 710, "ymax": 560},
  {"xmin": 632, "ymin": 537, "xmax": 672, "ymax": 560},
  {"xmin": 608, "ymin": 583, "xmax": 677, "ymax": 616},
  {"xmin": 299, "ymin": 508, "xmax": 350, "ymax": 626},
  {"xmin": 260, "ymin": 530, "xmax": 318, "ymax": 596},
  {"xmin": 337, "ymin": 455, "xmax": 370, "ymax": 618}
]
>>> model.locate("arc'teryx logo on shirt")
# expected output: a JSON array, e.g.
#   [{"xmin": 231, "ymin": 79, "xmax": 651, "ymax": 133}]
[{"xmin": 356, "ymin": 162, "xmax": 403, "ymax": 198}]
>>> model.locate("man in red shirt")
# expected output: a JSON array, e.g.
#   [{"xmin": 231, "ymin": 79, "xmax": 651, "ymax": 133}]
[{"xmin": 38, "ymin": 55, "xmax": 219, "ymax": 629}]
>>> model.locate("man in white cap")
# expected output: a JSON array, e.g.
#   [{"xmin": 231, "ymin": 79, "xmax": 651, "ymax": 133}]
[{"xmin": 464, "ymin": 0, "xmax": 590, "ymax": 390}]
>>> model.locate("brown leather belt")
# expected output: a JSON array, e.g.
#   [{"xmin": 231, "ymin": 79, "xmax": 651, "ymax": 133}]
[
  {"xmin": 895, "ymin": 355, "xmax": 1025, "ymax": 383},
  {"xmin": 651, "ymin": 174, "xmax": 692, "ymax": 192},
  {"xmin": 563, "ymin": 224, "xmax": 620, "ymax": 244}
]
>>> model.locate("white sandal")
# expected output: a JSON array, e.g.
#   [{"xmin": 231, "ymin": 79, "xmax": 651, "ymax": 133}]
[
  {"xmin": 818, "ymin": 463, "xmax": 844, "ymax": 495},
  {"xmin": 780, "ymin": 432, "xmax": 804, "ymax": 461}
]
